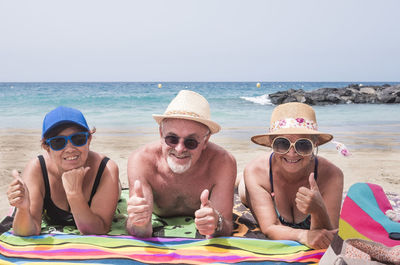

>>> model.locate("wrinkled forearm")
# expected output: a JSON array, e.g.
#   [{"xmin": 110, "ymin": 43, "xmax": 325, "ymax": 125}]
[
  {"xmin": 212, "ymin": 213, "xmax": 232, "ymax": 237},
  {"xmin": 68, "ymin": 193, "xmax": 109, "ymax": 235},
  {"xmin": 12, "ymin": 208, "xmax": 41, "ymax": 236},
  {"xmin": 126, "ymin": 218, "xmax": 152, "ymax": 238},
  {"xmin": 263, "ymin": 224, "xmax": 305, "ymax": 242},
  {"xmin": 310, "ymin": 201, "xmax": 333, "ymax": 230}
]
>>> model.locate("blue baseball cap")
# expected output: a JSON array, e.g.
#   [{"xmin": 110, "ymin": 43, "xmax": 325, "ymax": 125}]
[{"xmin": 42, "ymin": 106, "xmax": 89, "ymax": 138}]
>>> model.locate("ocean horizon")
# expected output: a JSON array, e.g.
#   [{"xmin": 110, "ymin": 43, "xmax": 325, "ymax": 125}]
[{"xmin": 1, "ymin": 81, "xmax": 400, "ymax": 150}]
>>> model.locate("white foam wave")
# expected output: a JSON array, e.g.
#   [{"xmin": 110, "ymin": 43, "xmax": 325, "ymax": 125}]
[{"xmin": 240, "ymin": 94, "xmax": 272, "ymax": 105}]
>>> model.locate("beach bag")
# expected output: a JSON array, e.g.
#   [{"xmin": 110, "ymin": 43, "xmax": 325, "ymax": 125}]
[
  {"xmin": 320, "ymin": 182, "xmax": 400, "ymax": 265},
  {"xmin": 321, "ymin": 236, "xmax": 399, "ymax": 264}
]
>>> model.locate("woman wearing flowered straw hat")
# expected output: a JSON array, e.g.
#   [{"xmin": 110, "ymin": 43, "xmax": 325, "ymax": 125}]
[{"xmin": 239, "ymin": 102, "xmax": 344, "ymax": 249}]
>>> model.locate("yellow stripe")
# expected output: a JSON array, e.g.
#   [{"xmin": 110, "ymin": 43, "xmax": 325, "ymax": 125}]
[{"xmin": 338, "ymin": 219, "xmax": 370, "ymax": 241}]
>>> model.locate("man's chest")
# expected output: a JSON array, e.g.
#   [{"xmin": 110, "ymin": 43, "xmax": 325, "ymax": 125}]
[{"xmin": 151, "ymin": 175, "xmax": 213, "ymax": 216}]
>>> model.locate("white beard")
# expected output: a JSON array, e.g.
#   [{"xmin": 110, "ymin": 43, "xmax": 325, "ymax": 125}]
[{"xmin": 167, "ymin": 156, "xmax": 192, "ymax": 174}]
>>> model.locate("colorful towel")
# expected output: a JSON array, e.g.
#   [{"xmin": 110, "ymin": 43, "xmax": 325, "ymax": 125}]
[
  {"xmin": 339, "ymin": 182, "xmax": 400, "ymax": 247},
  {"xmin": 0, "ymin": 190, "xmax": 325, "ymax": 264},
  {"xmin": 320, "ymin": 182, "xmax": 400, "ymax": 264},
  {"xmin": 0, "ymin": 232, "xmax": 324, "ymax": 264}
]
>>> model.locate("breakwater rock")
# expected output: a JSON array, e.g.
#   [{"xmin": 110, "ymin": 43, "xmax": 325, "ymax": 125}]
[{"xmin": 268, "ymin": 84, "xmax": 400, "ymax": 105}]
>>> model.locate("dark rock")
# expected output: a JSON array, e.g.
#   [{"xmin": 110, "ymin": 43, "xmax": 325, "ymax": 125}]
[
  {"xmin": 282, "ymin": 95, "xmax": 299, "ymax": 104},
  {"xmin": 353, "ymin": 94, "xmax": 367, "ymax": 103},
  {"xmin": 267, "ymin": 84, "xmax": 400, "ymax": 105},
  {"xmin": 338, "ymin": 89, "xmax": 353, "ymax": 97},
  {"xmin": 326, "ymin": 93, "xmax": 342, "ymax": 103},
  {"xmin": 378, "ymin": 93, "xmax": 397, "ymax": 103},
  {"xmin": 360, "ymin": 87, "xmax": 376, "ymax": 95},
  {"xmin": 348, "ymin": 84, "xmax": 361, "ymax": 89}
]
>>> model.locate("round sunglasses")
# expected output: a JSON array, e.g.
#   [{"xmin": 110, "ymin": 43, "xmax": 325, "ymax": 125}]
[
  {"xmin": 164, "ymin": 135, "xmax": 203, "ymax": 150},
  {"xmin": 272, "ymin": 137, "xmax": 314, "ymax": 156},
  {"xmin": 46, "ymin": 132, "xmax": 89, "ymax": 151}
]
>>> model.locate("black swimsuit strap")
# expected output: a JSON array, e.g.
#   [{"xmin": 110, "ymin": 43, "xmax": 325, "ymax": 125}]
[
  {"xmin": 88, "ymin": 157, "xmax": 109, "ymax": 206},
  {"xmin": 314, "ymin": 156, "xmax": 319, "ymax": 180},
  {"xmin": 38, "ymin": 155, "xmax": 51, "ymax": 200},
  {"xmin": 269, "ymin": 153, "xmax": 274, "ymax": 193},
  {"xmin": 38, "ymin": 155, "xmax": 110, "ymax": 207}
]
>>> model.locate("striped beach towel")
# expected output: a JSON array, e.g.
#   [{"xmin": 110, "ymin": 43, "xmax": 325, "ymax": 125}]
[
  {"xmin": 0, "ymin": 232, "xmax": 324, "ymax": 264},
  {"xmin": 339, "ymin": 182, "xmax": 400, "ymax": 246},
  {"xmin": 320, "ymin": 182, "xmax": 400, "ymax": 264},
  {"xmin": 0, "ymin": 190, "xmax": 324, "ymax": 264}
]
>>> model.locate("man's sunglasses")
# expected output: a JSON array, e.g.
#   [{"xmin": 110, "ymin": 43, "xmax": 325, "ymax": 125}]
[
  {"xmin": 164, "ymin": 135, "xmax": 203, "ymax": 150},
  {"xmin": 46, "ymin": 132, "xmax": 89, "ymax": 151},
  {"xmin": 272, "ymin": 137, "xmax": 314, "ymax": 156}
]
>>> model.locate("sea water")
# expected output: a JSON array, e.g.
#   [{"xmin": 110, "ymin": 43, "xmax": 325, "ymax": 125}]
[{"xmin": 1, "ymin": 82, "xmax": 399, "ymax": 149}]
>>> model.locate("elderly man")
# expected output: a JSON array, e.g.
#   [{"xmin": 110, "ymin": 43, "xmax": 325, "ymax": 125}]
[{"xmin": 126, "ymin": 90, "xmax": 237, "ymax": 238}]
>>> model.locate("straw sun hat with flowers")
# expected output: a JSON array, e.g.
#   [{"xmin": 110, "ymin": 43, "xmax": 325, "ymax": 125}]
[{"xmin": 251, "ymin": 102, "xmax": 333, "ymax": 147}]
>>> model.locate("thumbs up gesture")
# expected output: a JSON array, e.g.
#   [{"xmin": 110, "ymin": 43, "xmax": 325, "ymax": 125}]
[
  {"xmin": 200, "ymin": 189, "xmax": 211, "ymax": 208},
  {"xmin": 295, "ymin": 173, "xmax": 324, "ymax": 215},
  {"xmin": 127, "ymin": 180, "xmax": 151, "ymax": 227},
  {"xmin": 195, "ymin": 189, "xmax": 220, "ymax": 237},
  {"xmin": 7, "ymin": 169, "xmax": 30, "ymax": 210}
]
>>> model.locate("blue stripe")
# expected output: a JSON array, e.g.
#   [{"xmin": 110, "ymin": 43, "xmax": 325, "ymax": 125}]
[{"xmin": 347, "ymin": 182, "xmax": 400, "ymax": 233}]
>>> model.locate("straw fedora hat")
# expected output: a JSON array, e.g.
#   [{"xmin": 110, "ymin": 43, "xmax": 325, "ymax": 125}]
[
  {"xmin": 251, "ymin": 102, "xmax": 333, "ymax": 147},
  {"xmin": 153, "ymin": 90, "xmax": 221, "ymax": 134}
]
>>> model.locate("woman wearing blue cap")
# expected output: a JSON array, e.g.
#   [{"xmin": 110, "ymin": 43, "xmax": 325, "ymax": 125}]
[{"xmin": 7, "ymin": 106, "xmax": 120, "ymax": 236}]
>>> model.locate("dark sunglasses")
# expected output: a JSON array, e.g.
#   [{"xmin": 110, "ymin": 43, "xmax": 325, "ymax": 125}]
[
  {"xmin": 46, "ymin": 132, "xmax": 89, "ymax": 151},
  {"xmin": 164, "ymin": 135, "xmax": 202, "ymax": 150},
  {"xmin": 272, "ymin": 137, "xmax": 314, "ymax": 156}
]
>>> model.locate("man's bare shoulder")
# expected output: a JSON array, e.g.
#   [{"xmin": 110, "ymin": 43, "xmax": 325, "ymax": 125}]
[
  {"xmin": 127, "ymin": 142, "xmax": 163, "ymax": 185},
  {"xmin": 205, "ymin": 142, "xmax": 236, "ymax": 165},
  {"xmin": 128, "ymin": 142, "xmax": 161, "ymax": 162}
]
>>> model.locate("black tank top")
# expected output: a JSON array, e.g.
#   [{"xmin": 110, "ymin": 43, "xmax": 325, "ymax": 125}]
[{"xmin": 38, "ymin": 155, "xmax": 109, "ymax": 226}]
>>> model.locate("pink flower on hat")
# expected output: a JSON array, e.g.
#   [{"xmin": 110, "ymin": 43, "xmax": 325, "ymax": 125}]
[
  {"xmin": 270, "ymin": 118, "xmax": 318, "ymax": 132},
  {"xmin": 251, "ymin": 102, "xmax": 334, "ymax": 148}
]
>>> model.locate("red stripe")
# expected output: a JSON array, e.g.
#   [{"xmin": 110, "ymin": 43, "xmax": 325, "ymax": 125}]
[
  {"xmin": 367, "ymin": 183, "xmax": 393, "ymax": 213},
  {"xmin": 340, "ymin": 197, "xmax": 398, "ymax": 246}
]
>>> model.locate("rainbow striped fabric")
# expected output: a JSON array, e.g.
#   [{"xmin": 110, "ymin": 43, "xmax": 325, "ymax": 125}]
[
  {"xmin": 339, "ymin": 182, "xmax": 400, "ymax": 247},
  {"xmin": 0, "ymin": 232, "xmax": 324, "ymax": 264}
]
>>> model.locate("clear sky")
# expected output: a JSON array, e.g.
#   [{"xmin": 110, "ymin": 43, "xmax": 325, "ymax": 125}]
[{"xmin": 1, "ymin": 0, "xmax": 399, "ymax": 82}]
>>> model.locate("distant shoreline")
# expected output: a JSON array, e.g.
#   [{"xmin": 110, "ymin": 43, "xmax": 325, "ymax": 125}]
[{"xmin": 1, "ymin": 81, "xmax": 400, "ymax": 84}]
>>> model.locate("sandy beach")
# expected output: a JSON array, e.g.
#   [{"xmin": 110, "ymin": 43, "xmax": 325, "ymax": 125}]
[{"xmin": 1, "ymin": 128, "xmax": 400, "ymax": 218}]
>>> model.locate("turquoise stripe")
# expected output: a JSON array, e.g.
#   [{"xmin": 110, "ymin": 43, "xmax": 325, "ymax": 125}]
[{"xmin": 347, "ymin": 182, "xmax": 400, "ymax": 233}]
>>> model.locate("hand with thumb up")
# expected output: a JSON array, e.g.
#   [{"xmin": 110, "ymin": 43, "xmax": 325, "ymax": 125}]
[
  {"xmin": 295, "ymin": 173, "xmax": 324, "ymax": 215},
  {"xmin": 194, "ymin": 189, "xmax": 222, "ymax": 237},
  {"xmin": 127, "ymin": 180, "xmax": 152, "ymax": 227},
  {"xmin": 7, "ymin": 169, "xmax": 30, "ymax": 211}
]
